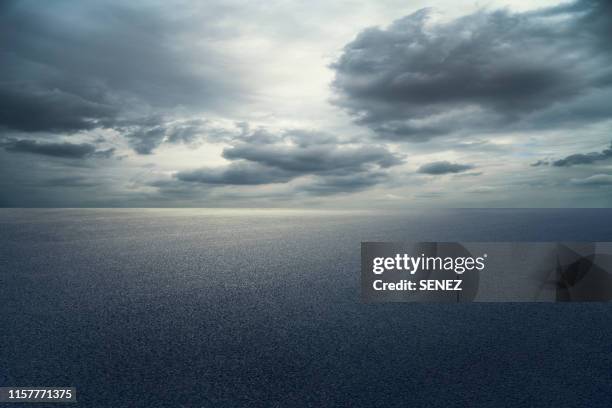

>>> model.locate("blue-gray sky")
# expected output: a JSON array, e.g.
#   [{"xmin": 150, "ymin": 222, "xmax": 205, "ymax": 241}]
[{"xmin": 1, "ymin": 0, "xmax": 612, "ymax": 207}]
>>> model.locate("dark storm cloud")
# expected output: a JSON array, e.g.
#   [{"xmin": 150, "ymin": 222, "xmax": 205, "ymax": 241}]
[
  {"xmin": 176, "ymin": 162, "xmax": 295, "ymax": 185},
  {"xmin": 298, "ymin": 172, "xmax": 388, "ymax": 195},
  {"xmin": 0, "ymin": 84, "xmax": 118, "ymax": 133},
  {"xmin": 2, "ymin": 139, "xmax": 113, "ymax": 159},
  {"xmin": 0, "ymin": 1, "xmax": 243, "ymax": 140},
  {"xmin": 222, "ymin": 143, "xmax": 401, "ymax": 174},
  {"xmin": 553, "ymin": 142, "xmax": 612, "ymax": 167},
  {"xmin": 172, "ymin": 130, "xmax": 402, "ymax": 194},
  {"xmin": 417, "ymin": 161, "xmax": 474, "ymax": 175},
  {"xmin": 331, "ymin": 0, "xmax": 612, "ymax": 140}
]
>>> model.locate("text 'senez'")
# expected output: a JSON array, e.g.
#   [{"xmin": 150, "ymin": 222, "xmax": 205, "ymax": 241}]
[{"xmin": 361, "ymin": 242, "xmax": 612, "ymax": 302}]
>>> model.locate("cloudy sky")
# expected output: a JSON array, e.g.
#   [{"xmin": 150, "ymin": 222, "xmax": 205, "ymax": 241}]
[{"xmin": 1, "ymin": 0, "xmax": 611, "ymax": 207}]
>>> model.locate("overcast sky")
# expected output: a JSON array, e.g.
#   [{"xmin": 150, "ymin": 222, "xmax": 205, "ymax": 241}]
[{"xmin": 1, "ymin": 0, "xmax": 611, "ymax": 207}]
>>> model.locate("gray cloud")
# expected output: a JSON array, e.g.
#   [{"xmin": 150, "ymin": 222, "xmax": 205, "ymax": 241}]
[
  {"xmin": 91, "ymin": 148, "xmax": 116, "ymax": 159},
  {"xmin": 331, "ymin": 1, "xmax": 612, "ymax": 140},
  {"xmin": 176, "ymin": 162, "xmax": 295, "ymax": 185},
  {"xmin": 172, "ymin": 129, "xmax": 402, "ymax": 194},
  {"xmin": 3, "ymin": 139, "xmax": 113, "ymax": 159},
  {"xmin": 44, "ymin": 176, "xmax": 102, "ymax": 188},
  {"xmin": 164, "ymin": 120, "xmax": 212, "ymax": 145},
  {"xmin": 553, "ymin": 142, "xmax": 612, "ymax": 167},
  {"xmin": 0, "ymin": 1, "xmax": 245, "ymax": 140},
  {"xmin": 0, "ymin": 84, "xmax": 118, "ymax": 134},
  {"xmin": 418, "ymin": 161, "xmax": 474, "ymax": 175},
  {"xmin": 125, "ymin": 126, "xmax": 167, "ymax": 155},
  {"xmin": 298, "ymin": 172, "xmax": 388, "ymax": 195},
  {"xmin": 223, "ymin": 143, "xmax": 401, "ymax": 174},
  {"xmin": 570, "ymin": 174, "xmax": 612, "ymax": 186},
  {"xmin": 124, "ymin": 118, "xmax": 248, "ymax": 154}
]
